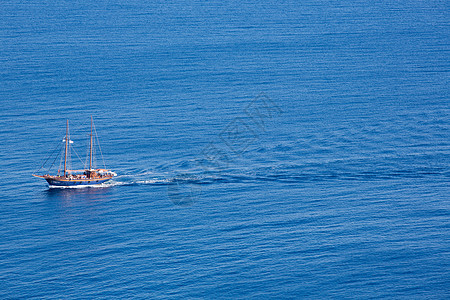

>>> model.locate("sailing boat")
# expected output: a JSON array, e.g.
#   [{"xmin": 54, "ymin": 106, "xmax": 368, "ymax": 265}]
[{"xmin": 33, "ymin": 117, "xmax": 116, "ymax": 187}]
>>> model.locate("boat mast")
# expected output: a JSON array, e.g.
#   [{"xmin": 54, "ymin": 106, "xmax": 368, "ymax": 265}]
[
  {"xmin": 64, "ymin": 119, "xmax": 69, "ymax": 177},
  {"xmin": 89, "ymin": 116, "xmax": 93, "ymax": 170}
]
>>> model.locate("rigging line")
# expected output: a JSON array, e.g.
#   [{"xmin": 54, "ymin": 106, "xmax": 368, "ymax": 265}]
[
  {"xmin": 49, "ymin": 144, "xmax": 62, "ymax": 173},
  {"xmin": 58, "ymin": 141, "xmax": 64, "ymax": 175},
  {"xmin": 85, "ymin": 133, "xmax": 89, "ymax": 168},
  {"xmin": 71, "ymin": 144, "xmax": 86, "ymax": 169},
  {"xmin": 35, "ymin": 141, "xmax": 62, "ymax": 173},
  {"xmin": 93, "ymin": 119, "xmax": 107, "ymax": 169},
  {"xmin": 68, "ymin": 143, "xmax": 72, "ymax": 171}
]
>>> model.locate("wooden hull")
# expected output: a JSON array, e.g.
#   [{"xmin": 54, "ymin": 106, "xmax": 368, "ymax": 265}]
[{"xmin": 34, "ymin": 175, "xmax": 113, "ymax": 187}]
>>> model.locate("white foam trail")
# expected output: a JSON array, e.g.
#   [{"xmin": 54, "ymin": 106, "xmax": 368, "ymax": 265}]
[{"xmin": 135, "ymin": 178, "xmax": 171, "ymax": 184}]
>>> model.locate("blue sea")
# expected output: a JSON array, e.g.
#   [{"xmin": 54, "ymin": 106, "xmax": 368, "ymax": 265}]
[{"xmin": 0, "ymin": 0, "xmax": 449, "ymax": 298}]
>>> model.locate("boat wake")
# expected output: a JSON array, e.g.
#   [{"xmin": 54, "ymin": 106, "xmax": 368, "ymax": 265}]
[
  {"xmin": 110, "ymin": 161, "xmax": 449, "ymax": 188},
  {"xmin": 50, "ymin": 158, "xmax": 449, "ymax": 190}
]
